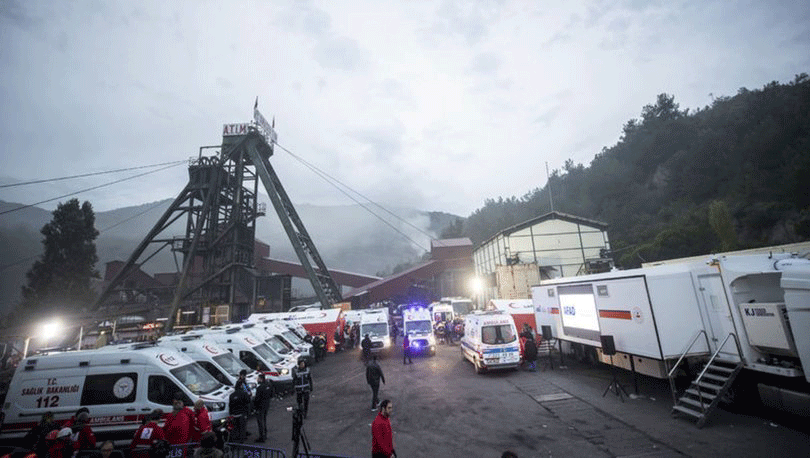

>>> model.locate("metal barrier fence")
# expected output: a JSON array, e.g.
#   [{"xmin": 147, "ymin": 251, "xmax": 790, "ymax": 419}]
[
  {"xmin": 223, "ymin": 443, "xmax": 286, "ymax": 458},
  {"xmin": 127, "ymin": 442, "xmax": 355, "ymax": 458}
]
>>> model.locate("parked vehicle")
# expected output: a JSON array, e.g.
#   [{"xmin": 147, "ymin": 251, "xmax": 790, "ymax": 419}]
[
  {"xmin": 460, "ymin": 311, "xmax": 521, "ymax": 374},
  {"xmin": 403, "ymin": 307, "xmax": 436, "ymax": 356},
  {"xmin": 0, "ymin": 342, "xmax": 232, "ymax": 442},
  {"xmin": 532, "ymin": 252, "xmax": 810, "ymax": 418}
]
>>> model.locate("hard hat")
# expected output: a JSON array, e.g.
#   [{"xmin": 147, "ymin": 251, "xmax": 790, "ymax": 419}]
[{"xmin": 57, "ymin": 427, "xmax": 72, "ymax": 438}]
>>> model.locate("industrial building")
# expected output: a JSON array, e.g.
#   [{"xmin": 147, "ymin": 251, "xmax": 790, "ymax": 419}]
[{"xmin": 473, "ymin": 211, "xmax": 611, "ymax": 302}]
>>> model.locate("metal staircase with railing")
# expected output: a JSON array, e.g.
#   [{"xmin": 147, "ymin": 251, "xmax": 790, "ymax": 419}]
[{"xmin": 668, "ymin": 331, "xmax": 745, "ymax": 428}]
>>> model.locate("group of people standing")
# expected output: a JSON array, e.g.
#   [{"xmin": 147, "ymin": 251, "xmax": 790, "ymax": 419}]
[
  {"xmin": 22, "ymin": 408, "xmax": 96, "ymax": 458},
  {"xmin": 434, "ymin": 318, "xmax": 464, "ymax": 344},
  {"xmin": 519, "ymin": 323, "xmax": 539, "ymax": 371}
]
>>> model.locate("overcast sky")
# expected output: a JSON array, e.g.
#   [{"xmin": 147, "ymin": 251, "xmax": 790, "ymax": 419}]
[{"xmin": 1, "ymin": 0, "xmax": 808, "ymax": 217}]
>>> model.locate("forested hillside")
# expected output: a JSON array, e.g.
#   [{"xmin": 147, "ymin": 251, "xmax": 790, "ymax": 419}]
[{"xmin": 459, "ymin": 74, "xmax": 810, "ymax": 267}]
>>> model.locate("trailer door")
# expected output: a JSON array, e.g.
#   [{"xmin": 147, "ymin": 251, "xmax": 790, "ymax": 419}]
[{"xmin": 697, "ymin": 274, "xmax": 739, "ymax": 359}]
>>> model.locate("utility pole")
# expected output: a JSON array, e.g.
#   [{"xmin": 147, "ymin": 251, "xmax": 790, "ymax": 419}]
[{"xmin": 545, "ymin": 161, "xmax": 555, "ymax": 212}]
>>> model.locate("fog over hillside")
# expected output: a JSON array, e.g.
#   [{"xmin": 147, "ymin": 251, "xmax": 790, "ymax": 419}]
[{"xmin": 0, "ymin": 199, "xmax": 458, "ymax": 313}]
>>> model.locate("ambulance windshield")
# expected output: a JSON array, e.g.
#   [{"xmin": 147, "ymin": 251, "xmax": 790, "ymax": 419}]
[
  {"xmin": 170, "ymin": 363, "xmax": 222, "ymax": 395},
  {"xmin": 266, "ymin": 336, "xmax": 292, "ymax": 355},
  {"xmin": 361, "ymin": 322, "xmax": 388, "ymax": 337},
  {"xmin": 282, "ymin": 330, "xmax": 304, "ymax": 345},
  {"xmin": 406, "ymin": 320, "xmax": 432, "ymax": 334},
  {"xmin": 481, "ymin": 325, "xmax": 516, "ymax": 345},
  {"xmin": 452, "ymin": 300, "xmax": 473, "ymax": 316},
  {"xmin": 253, "ymin": 343, "xmax": 283, "ymax": 364},
  {"xmin": 213, "ymin": 352, "xmax": 251, "ymax": 377}
]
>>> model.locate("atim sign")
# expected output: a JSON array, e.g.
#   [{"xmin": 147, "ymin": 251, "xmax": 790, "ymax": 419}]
[{"xmin": 222, "ymin": 123, "xmax": 250, "ymax": 136}]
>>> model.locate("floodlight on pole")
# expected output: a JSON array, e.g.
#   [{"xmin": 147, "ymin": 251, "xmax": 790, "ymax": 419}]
[
  {"xmin": 469, "ymin": 276, "xmax": 484, "ymax": 295},
  {"xmin": 40, "ymin": 319, "xmax": 62, "ymax": 342}
]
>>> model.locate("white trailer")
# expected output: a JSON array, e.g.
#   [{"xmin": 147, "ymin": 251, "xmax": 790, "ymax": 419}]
[{"xmin": 532, "ymin": 252, "xmax": 810, "ymax": 419}]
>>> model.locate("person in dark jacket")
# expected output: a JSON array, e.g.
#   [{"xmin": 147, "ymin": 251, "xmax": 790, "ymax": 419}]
[
  {"xmin": 292, "ymin": 358, "xmax": 313, "ymax": 418},
  {"xmin": 229, "ymin": 385, "xmax": 251, "ymax": 443},
  {"xmin": 523, "ymin": 336, "xmax": 538, "ymax": 371},
  {"xmin": 361, "ymin": 334, "xmax": 372, "ymax": 361},
  {"xmin": 365, "ymin": 355, "xmax": 386, "ymax": 410},
  {"xmin": 253, "ymin": 373, "xmax": 274, "ymax": 442},
  {"xmin": 22, "ymin": 411, "xmax": 58, "ymax": 458},
  {"xmin": 402, "ymin": 335, "xmax": 412, "ymax": 364}
]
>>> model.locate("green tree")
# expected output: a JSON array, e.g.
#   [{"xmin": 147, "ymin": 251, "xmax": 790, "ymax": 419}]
[
  {"xmin": 440, "ymin": 217, "xmax": 465, "ymax": 238},
  {"xmin": 709, "ymin": 200, "xmax": 738, "ymax": 251},
  {"xmin": 20, "ymin": 199, "xmax": 100, "ymax": 320}
]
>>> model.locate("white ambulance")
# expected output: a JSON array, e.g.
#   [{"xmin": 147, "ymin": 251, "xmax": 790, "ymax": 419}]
[
  {"xmin": 0, "ymin": 342, "xmax": 232, "ymax": 442},
  {"xmin": 250, "ymin": 321, "xmax": 314, "ymax": 364},
  {"xmin": 360, "ymin": 309, "xmax": 391, "ymax": 355},
  {"xmin": 403, "ymin": 307, "xmax": 436, "ymax": 356},
  {"xmin": 460, "ymin": 311, "xmax": 521, "ymax": 374},
  {"xmin": 185, "ymin": 328, "xmax": 295, "ymax": 392},
  {"xmin": 157, "ymin": 334, "xmax": 259, "ymax": 389}
]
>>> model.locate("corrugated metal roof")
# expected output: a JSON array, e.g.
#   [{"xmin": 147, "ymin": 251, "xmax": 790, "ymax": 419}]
[
  {"xmin": 478, "ymin": 211, "xmax": 609, "ymax": 248},
  {"xmin": 431, "ymin": 238, "xmax": 473, "ymax": 248}
]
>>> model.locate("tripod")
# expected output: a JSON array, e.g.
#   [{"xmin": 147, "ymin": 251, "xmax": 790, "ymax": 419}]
[
  {"xmin": 291, "ymin": 407, "xmax": 311, "ymax": 458},
  {"xmin": 602, "ymin": 354, "xmax": 629, "ymax": 401}
]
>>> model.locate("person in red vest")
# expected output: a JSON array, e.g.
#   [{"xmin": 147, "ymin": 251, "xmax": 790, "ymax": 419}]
[
  {"xmin": 163, "ymin": 393, "xmax": 197, "ymax": 445},
  {"xmin": 47, "ymin": 428, "xmax": 74, "ymax": 458},
  {"xmin": 192, "ymin": 399, "xmax": 212, "ymax": 442},
  {"xmin": 371, "ymin": 399, "xmax": 396, "ymax": 458},
  {"xmin": 70, "ymin": 411, "xmax": 96, "ymax": 452},
  {"xmin": 130, "ymin": 409, "xmax": 166, "ymax": 451}
]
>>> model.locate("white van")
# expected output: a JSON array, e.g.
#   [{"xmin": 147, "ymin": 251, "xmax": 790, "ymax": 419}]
[
  {"xmin": 360, "ymin": 309, "xmax": 391, "ymax": 354},
  {"xmin": 403, "ymin": 307, "xmax": 436, "ymax": 356},
  {"xmin": 431, "ymin": 303, "xmax": 454, "ymax": 327},
  {"xmin": 254, "ymin": 321, "xmax": 314, "ymax": 364},
  {"xmin": 157, "ymin": 335, "xmax": 259, "ymax": 390},
  {"xmin": 186, "ymin": 328, "xmax": 294, "ymax": 392},
  {"xmin": 0, "ymin": 342, "xmax": 232, "ymax": 442},
  {"xmin": 460, "ymin": 311, "xmax": 520, "ymax": 374},
  {"xmin": 229, "ymin": 323, "xmax": 303, "ymax": 365}
]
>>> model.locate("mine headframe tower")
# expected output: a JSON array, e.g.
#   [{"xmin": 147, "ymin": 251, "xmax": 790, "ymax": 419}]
[{"xmin": 93, "ymin": 106, "xmax": 342, "ymax": 331}]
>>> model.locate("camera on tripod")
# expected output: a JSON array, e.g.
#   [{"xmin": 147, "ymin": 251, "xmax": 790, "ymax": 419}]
[{"xmin": 288, "ymin": 406, "xmax": 309, "ymax": 457}]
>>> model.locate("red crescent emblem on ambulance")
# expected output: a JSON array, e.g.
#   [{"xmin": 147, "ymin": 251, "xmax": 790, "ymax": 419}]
[{"xmin": 158, "ymin": 354, "xmax": 179, "ymax": 366}]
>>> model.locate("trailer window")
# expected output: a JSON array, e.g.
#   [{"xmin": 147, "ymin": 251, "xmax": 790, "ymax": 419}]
[
  {"xmin": 481, "ymin": 325, "xmax": 516, "ymax": 345},
  {"xmin": 81, "ymin": 372, "xmax": 138, "ymax": 405}
]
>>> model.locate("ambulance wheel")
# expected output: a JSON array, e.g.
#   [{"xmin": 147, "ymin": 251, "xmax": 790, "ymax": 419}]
[{"xmin": 474, "ymin": 358, "xmax": 485, "ymax": 374}]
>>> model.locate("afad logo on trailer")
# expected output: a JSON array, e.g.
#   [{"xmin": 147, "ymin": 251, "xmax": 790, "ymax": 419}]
[{"xmin": 158, "ymin": 353, "xmax": 180, "ymax": 366}]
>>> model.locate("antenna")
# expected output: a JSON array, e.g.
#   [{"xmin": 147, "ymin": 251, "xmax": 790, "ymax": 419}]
[{"xmin": 545, "ymin": 161, "xmax": 555, "ymax": 212}]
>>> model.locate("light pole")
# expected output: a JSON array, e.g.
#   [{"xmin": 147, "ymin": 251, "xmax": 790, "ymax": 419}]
[{"xmin": 469, "ymin": 276, "xmax": 484, "ymax": 310}]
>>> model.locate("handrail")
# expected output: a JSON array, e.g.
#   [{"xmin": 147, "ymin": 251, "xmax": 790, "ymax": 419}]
[
  {"xmin": 692, "ymin": 332, "xmax": 743, "ymax": 410},
  {"xmin": 667, "ymin": 330, "xmax": 711, "ymax": 404}
]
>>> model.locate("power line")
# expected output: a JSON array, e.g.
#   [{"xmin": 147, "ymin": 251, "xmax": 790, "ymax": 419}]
[
  {"xmin": 273, "ymin": 142, "xmax": 431, "ymax": 251},
  {"xmin": 0, "ymin": 199, "xmax": 170, "ymax": 274},
  {"xmin": 0, "ymin": 162, "xmax": 183, "ymax": 217},
  {"xmin": 0, "ymin": 160, "xmax": 187, "ymax": 188}
]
